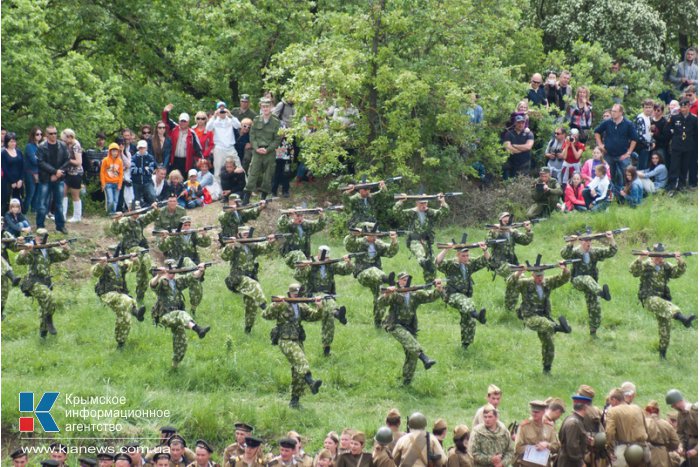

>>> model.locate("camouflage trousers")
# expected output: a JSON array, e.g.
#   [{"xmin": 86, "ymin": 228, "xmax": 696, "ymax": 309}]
[
  {"xmin": 320, "ymin": 298, "xmax": 338, "ymax": 348},
  {"xmin": 524, "ymin": 316, "xmax": 556, "ymax": 368},
  {"xmin": 160, "ymin": 310, "xmax": 194, "ymax": 367},
  {"xmin": 181, "ymin": 257, "xmax": 203, "ymax": 314},
  {"xmin": 226, "ymin": 275, "xmax": 266, "ymax": 329},
  {"xmin": 445, "ymin": 293, "xmax": 478, "ymax": 347},
  {"xmin": 496, "ymin": 263, "xmax": 520, "ymax": 311},
  {"xmin": 526, "ymin": 201, "xmax": 556, "ymax": 218},
  {"xmin": 572, "ymin": 275, "xmax": 602, "ymax": 332},
  {"xmin": 279, "ymin": 338, "xmax": 311, "ymax": 398},
  {"xmin": 128, "ymin": 247, "xmax": 152, "ymax": 305},
  {"xmin": 99, "ymin": 291, "xmax": 136, "ymax": 345},
  {"xmin": 357, "ymin": 267, "xmax": 385, "ymax": 327},
  {"xmin": 409, "ymin": 240, "xmax": 435, "ymax": 282},
  {"xmin": 387, "ymin": 325, "xmax": 422, "ymax": 384},
  {"xmin": 642, "ymin": 296, "xmax": 679, "ymax": 351},
  {"xmin": 28, "ymin": 283, "xmax": 56, "ymax": 333}
]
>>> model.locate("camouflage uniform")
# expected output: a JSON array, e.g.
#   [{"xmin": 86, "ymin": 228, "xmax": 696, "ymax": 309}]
[
  {"xmin": 377, "ymin": 287, "xmax": 441, "ymax": 384},
  {"xmin": 1, "ymin": 232, "xmax": 19, "ymax": 317},
  {"xmin": 438, "ymin": 254, "xmax": 489, "ymax": 348},
  {"xmin": 343, "ymin": 191, "xmax": 385, "ymax": 228},
  {"xmin": 677, "ymin": 403, "xmax": 698, "ymax": 467},
  {"xmin": 160, "ymin": 233, "xmax": 211, "ymax": 314},
  {"xmin": 245, "ymin": 113, "xmax": 283, "ymax": 195},
  {"xmin": 345, "ymin": 234, "xmax": 399, "ymax": 327},
  {"xmin": 293, "ymin": 258, "xmax": 353, "ymax": 349},
  {"xmin": 630, "ymin": 257, "xmax": 686, "ymax": 354},
  {"xmin": 219, "ymin": 207, "xmax": 263, "ymax": 238},
  {"xmin": 513, "ymin": 418, "xmax": 560, "ymax": 465},
  {"xmin": 16, "ymin": 244, "xmax": 70, "ymax": 335},
  {"xmin": 262, "ymin": 300, "xmax": 324, "ymax": 400},
  {"xmin": 468, "ymin": 422, "xmax": 515, "ymax": 467},
  {"xmin": 110, "ymin": 208, "xmax": 160, "ymax": 305},
  {"xmin": 151, "ymin": 273, "xmax": 202, "ymax": 367},
  {"xmin": 488, "ymin": 227, "xmax": 533, "ymax": 311},
  {"xmin": 508, "ymin": 268, "xmax": 571, "ymax": 371},
  {"xmin": 154, "ymin": 206, "xmax": 187, "ymax": 230},
  {"xmin": 277, "ymin": 215, "xmax": 327, "ymax": 264},
  {"xmin": 561, "ymin": 242, "xmax": 617, "ymax": 333},
  {"xmin": 221, "ymin": 240, "xmax": 274, "ymax": 331},
  {"xmin": 92, "ymin": 260, "xmax": 138, "ymax": 346},
  {"xmin": 526, "ymin": 178, "xmax": 563, "ymax": 218},
  {"xmin": 392, "ymin": 201, "xmax": 449, "ymax": 281}
]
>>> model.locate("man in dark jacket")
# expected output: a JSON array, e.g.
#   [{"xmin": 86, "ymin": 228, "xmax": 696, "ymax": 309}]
[{"xmin": 36, "ymin": 125, "xmax": 70, "ymax": 234}]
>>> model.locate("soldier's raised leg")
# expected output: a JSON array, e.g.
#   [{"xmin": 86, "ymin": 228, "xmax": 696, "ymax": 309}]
[
  {"xmin": 160, "ymin": 310, "xmax": 210, "ymax": 367},
  {"xmin": 448, "ymin": 294, "xmax": 478, "ymax": 349},
  {"xmin": 133, "ymin": 253, "xmax": 153, "ymax": 306},
  {"xmin": 100, "ymin": 291, "xmax": 137, "ymax": 348},
  {"xmin": 410, "ymin": 241, "xmax": 435, "ymax": 282},
  {"xmin": 33, "ymin": 283, "xmax": 56, "ymax": 338},
  {"xmin": 239, "ymin": 276, "xmax": 266, "ymax": 333},
  {"xmin": 358, "ymin": 267, "xmax": 393, "ymax": 328}
]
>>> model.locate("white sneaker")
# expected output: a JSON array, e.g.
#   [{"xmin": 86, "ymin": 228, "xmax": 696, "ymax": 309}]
[
  {"xmin": 46, "ymin": 213, "xmax": 55, "ymax": 222},
  {"xmin": 68, "ymin": 217, "xmax": 80, "ymax": 223}
]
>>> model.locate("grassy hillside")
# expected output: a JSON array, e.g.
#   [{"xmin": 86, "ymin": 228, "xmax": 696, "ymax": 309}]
[{"xmin": 2, "ymin": 189, "xmax": 697, "ymax": 459}]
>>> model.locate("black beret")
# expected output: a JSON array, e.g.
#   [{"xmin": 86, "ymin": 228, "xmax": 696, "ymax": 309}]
[
  {"xmin": 78, "ymin": 458, "xmax": 97, "ymax": 466},
  {"xmin": 114, "ymin": 453, "xmax": 132, "ymax": 464},
  {"xmin": 10, "ymin": 449, "xmax": 27, "ymax": 459},
  {"xmin": 279, "ymin": 438, "xmax": 297, "ymax": 449},
  {"xmin": 234, "ymin": 422, "xmax": 254, "ymax": 432},
  {"xmin": 194, "ymin": 439, "xmax": 213, "ymax": 453},
  {"xmin": 245, "ymin": 436, "xmax": 263, "ymax": 448}
]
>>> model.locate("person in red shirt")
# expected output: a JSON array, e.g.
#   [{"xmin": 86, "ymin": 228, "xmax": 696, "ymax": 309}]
[
  {"xmin": 161, "ymin": 103, "xmax": 203, "ymax": 175},
  {"xmin": 563, "ymin": 173, "xmax": 587, "ymax": 212},
  {"xmin": 192, "ymin": 111, "xmax": 214, "ymax": 167},
  {"xmin": 684, "ymin": 85, "xmax": 698, "ymax": 116},
  {"xmin": 559, "ymin": 128, "xmax": 586, "ymax": 184}
]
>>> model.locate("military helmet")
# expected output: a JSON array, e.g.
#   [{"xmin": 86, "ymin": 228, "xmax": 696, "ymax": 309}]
[
  {"xmin": 36, "ymin": 228, "xmax": 49, "ymax": 236},
  {"xmin": 407, "ymin": 412, "xmax": 427, "ymax": 430},
  {"xmin": 665, "ymin": 389, "xmax": 684, "ymax": 405},
  {"xmin": 623, "ymin": 444, "xmax": 645, "ymax": 466},
  {"xmin": 593, "ymin": 432, "xmax": 607, "ymax": 450},
  {"xmin": 374, "ymin": 427, "xmax": 393, "ymax": 445},
  {"xmin": 180, "ymin": 215, "xmax": 192, "ymax": 223}
]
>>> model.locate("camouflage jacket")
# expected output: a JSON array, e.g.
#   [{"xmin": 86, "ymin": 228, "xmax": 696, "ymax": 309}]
[
  {"xmin": 277, "ymin": 215, "xmax": 326, "ymax": 257},
  {"xmin": 151, "ymin": 273, "xmax": 199, "ymax": 319},
  {"xmin": 92, "ymin": 260, "xmax": 134, "ymax": 296},
  {"xmin": 16, "ymin": 246, "xmax": 69, "ymax": 286},
  {"xmin": 262, "ymin": 300, "xmax": 323, "ymax": 341},
  {"xmin": 561, "ymin": 243, "xmax": 617, "ymax": 281},
  {"xmin": 508, "ymin": 268, "xmax": 570, "ymax": 319},
  {"xmin": 531, "ymin": 178, "xmax": 563, "ymax": 207},
  {"xmin": 488, "ymin": 228, "xmax": 533, "ymax": 266},
  {"xmin": 344, "ymin": 236, "xmax": 399, "ymax": 274},
  {"xmin": 160, "ymin": 232, "xmax": 211, "ymax": 263},
  {"xmin": 437, "ymin": 255, "xmax": 489, "ymax": 298},
  {"xmin": 221, "ymin": 240, "xmax": 274, "ymax": 281},
  {"xmin": 218, "ymin": 207, "xmax": 262, "ymax": 238},
  {"xmin": 468, "ymin": 423, "xmax": 515, "ymax": 467},
  {"xmin": 392, "ymin": 203, "xmax": 449, "ymax": 242},
  {"xmin": 629, "ymin": 257, "xmax": 685, "ymax": 302},
  {"xmin": 110, "ymin": 208, "xmax": 160, "ymax": 250},
  {"xmin": 293, "ymin": 259, "xmax": 353, "ymax": 295},
  {"xmin": 343, "ymin": 191, "xmax": 385, "ymax": 227},
  {"xmin": 154, "ymin": 206, "xmax": 187, "ymax": 230},
  {"xmin": 378, "ymin": 288, "xmax": 441, "ymax": 332}
]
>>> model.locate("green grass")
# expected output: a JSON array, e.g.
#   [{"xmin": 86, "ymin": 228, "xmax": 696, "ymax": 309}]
[{"xmin": 2, "ymin": 191, "xmax": 697, "ymax": 460}]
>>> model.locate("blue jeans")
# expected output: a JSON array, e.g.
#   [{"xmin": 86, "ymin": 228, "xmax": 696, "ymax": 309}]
[
  {"xmin": 132, "ymin": 183, "xmax": 156, "ymax": 209},
  {"xmin": 23, "ymin": 173, "xmax": 38, "ymax": 214},
  {"xmin": 104, "ymin": 183, "xmax": 119, "ymax": 214},
  {"xmin": 604, "ymin": 154, "xmax": 631, "ymax": 191},
  {"xmin": 36, "ymin": 180, "xmax": 66, "ymax": 229}
]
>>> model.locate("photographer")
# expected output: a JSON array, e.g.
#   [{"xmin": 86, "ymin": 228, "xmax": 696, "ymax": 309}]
[
  {"xmin": 544, "ymin": 127, "xmax": 566, "ymax": 180},
  {"xmin": 526, "ymin": 167, "xmax": 563, "ymax": 218},
  {"xmin": 207, "ymin": 101, "xmax": 242, "ymax": 185},
  {"xmin": 559, "ymin": 128, "xmax": 585, "ymax": 185}
]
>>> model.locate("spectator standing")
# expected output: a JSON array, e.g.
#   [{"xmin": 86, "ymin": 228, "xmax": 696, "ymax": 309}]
[
  {"xmin": 559, "ymin": 128, "xmax": 585, "ymax": 185},
  {"xmin": 557, "ymin": 70, "xmax": 572, "ymax": 112},
  {"xmin": 273, "ymin": 98, "xmax": 296, "ymax": 128},
  {"xmin": 544, "ymin": 127, "xmax": 566, "ymax": 180},
  {"xmin": 23, "ymin": 126, "xmax": 42, "ymax": 215},
  {"xmin": 153, "ymin": 165, "xmax": 168, "ymax": 200},
  {"xmin": 665, "ymin": 98, "xmax": 698, "ymax": 195},
  {"xmin": 150, "ymin": 121, "xmax": 172, "ymax": 168},
  {"xmin": 527, "ymin": 73, "xmax": 548, "ymax": 107},
  {"xmin": 634, "ymin": 99, "xmax": 655, "ymax": 170},
  {"xmin": 192, "ymin": 111, "xmax": 214, "ymax": 167},
  {"xmin": 670, "ymin": 47, "xmax": 698, "ymax": 91},
  {"xmin": 118, "ymin": 137, "xmax": 134, "ymax": 212},
  {"xmin": 140, "ymin": 124, "xmax": 153, "ymax": 142},
  {"xmin": 502, "ymin": 115, "xmax": 534, "ymax": 178},
  {"xmin": 543, "ymin": 72, "xmax": 561, "ymax": 111},
  {"xmin": 272, "ymin": 138, "xmax": 293, "ymax": 198},
  {"xmin": 617, "ymin": 166, "xmax": 644, "ymax": 207},
  {"xmin": 243, "ymin": 97, "xmax": 283, "ymax": 203},
  {"xmin": 506, "ymin": 100, "xmax": 531, "ymax": 131},
  {"xmin": 563, "ymin": 173, "xmax": 587, "ymax": 212},
  {"xmin": 2, "ymin": 133, "xmax": 24, "ymax": 215},
  {"xmin": 4, "ymin": 198, "xmax": 31, "ymax": 236},
  {"xmin": 231, "ymin": 94, "xmax": 258, "ymax": 121},
  {"xmin": 36, "ymin": 125, "xmax": 70, "ymax": 233},
  {"xmin": 638, "ymin": 152, "xmax": 668, "ymax": 194},
  {"xmin": 220, "ymin": 156, "xmax": 247, "ymax": 200},
  {"xmin": 684, "ymin": 85, "xmax": 698, "ymax": 116},
  {"xmin": 568, "ymin": 86, "xmax": 593, "ymax": 143},
  {"xmin": 651, "ymin": 103, "xmax": 670, "ymax": 159},
  {"xmin": 131, "ymin": 140, "xmax": 157, "ymax": 208},
  {"xmin": 60, "ymin": 129, "xmax": 83, "ymax": 223},
  {"xmin": 100, "ymin": 143, "xmax": 123, "ymax": 215},
  {"xmin": 593, "ymin": 103, "xmax": 638, "ymax": 190},
  {"xmin": 206, "ymin": 101, "xmax": 242, "ymax": 183},
  {"xmin": 580, "ymin": 147, "xmax": 611, "ymax": 185},
  {"xmin": 583, "ymin": 164, "xmax": 610, "ymax": 212},
  {"xmin": 236, "ymin": 118, "xmax": 253, "ymax": 171},
  {"xmin": 162, "ymin": 103, "xmax": 203, "ymax": 175}
]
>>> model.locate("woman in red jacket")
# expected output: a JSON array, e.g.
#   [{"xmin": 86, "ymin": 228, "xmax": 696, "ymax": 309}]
[
  {"xmin": 563, "ymin": 172, "xmax": 587, "ymax": 212},
  {"xmin": 192, "ymin": 111, "xmax": 214, "ymax": 167},
  {"xmin": 162, "ymin": 103, "xmax": 203, "ymax": 175}
]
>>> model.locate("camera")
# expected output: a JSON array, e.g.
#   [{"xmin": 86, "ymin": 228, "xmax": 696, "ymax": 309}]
[
  {"xmin": 536, "ymin": 183, "xmax": 545, "ymax": 193},
  {"xmin": 567, "ymin": 136, "xmax": 574, "ymax": 142},
  {"xmin": 219, "ymin": 108, "xmax": 226, "ymax": 114}
]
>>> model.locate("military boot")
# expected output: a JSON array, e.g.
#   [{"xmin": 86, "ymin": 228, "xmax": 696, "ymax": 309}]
[
  {"xmin": 471, "ymin": 308, "xmax": 487, "ymax": 325},
  {"xmin": 289, "ymin": 396, "xmax": 300, "ymax": 409},
  {"xmin": 45, "ymin": 314, "xmax": 57, "ymax": 335},
  {"xmin": 419, "ymin": 259, "xmax": 436, "ymax": 281},
  {"xmin": 418, "ymin": 352, "xmax": 436, "ymax": 370},
  {"xmin": 673, "ymin": 313, "xmax": 696, "ymax": 328},
  {"xmin": 333, "ymin": 306, "xmax": 347, "ymax": 325},
  {"xmin": 543, "ymin": 364, "xmax": 552, "ymax": 374},
  {"xmin": 132, "ymin": 305, "xmax": 146, "ymax": 322},
  {"xmin": 117, "ymin": 342, "xmax": 125, "ymax": 350},
  {"xmin": 381, "ymin": 272, "xmax": 395, "ymax": 285},
  {"xmin": 7, "ymin": 270, "xmax": 21, "ymax": 287},
  {"xmin": 192, "ymin": 323, "xmax": 211, "ymax": 339},
  {"xmin": 304, "ymin": 372, "xmax": 322, "ymax": 394},
  {"xmin": 659, "ymin": 347, "xmax": 667, "ymax": 359},
  {"xmin": 323, "ymin": 346, "xmax": 331, "ymax": 357},
  {"xmin": 597, "ymin": 284, "xmax": 611, "ymax": 301},
  {"xmin": 244, "ymin": 325, "xmax": 252, "ymax": 334},
  {"xmin": 242, "ymin": 191, "xmax": 252, "ymax": 205},
  {"xmin": 553, "ymin": 316, "xmax": 572, "ymax": 333},
  {"xmin": 259, "ymin": 302, "xmax": 267, "ymax": 310},
  {"xmin": 260, "ymin": 192, "xmax": 268, "ymax": 200}
]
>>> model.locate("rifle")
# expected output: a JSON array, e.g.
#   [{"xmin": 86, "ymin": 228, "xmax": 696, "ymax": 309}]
[
  {"xmin": 436, "ymin": 239, "xmax": 506, "ymax": 249},
  {"xmin": 380, "ymin": 279, "xmax": 447, "ymax": 294},
  {"xmin": 271, "ymin": 295, "xmax": 336, "ymax": 303},
  {"xmin": 152, "ymin": 226, "xmax": 217, "ymax": 236},
  {"xmin": 1, "ymin": 235, "xmax": 34, "ymax": 245},
  {"xmin": 19, "ymin": 238, "xmax": 78, "ymax": 250},
  {"xmin": 219, "ymin": 233, "xmax": 291, "ymax": 245},
  {"xmin": 222, "ymin": 198, "xmax": 278, "ymax": 211},
  {"xmin": 508, "ymin": 258, "xmax": 580, "ymax": 272},
  {"xmin": 564, "ymin": 227, "xmax": 629, "ymax": 242},
  {"xmin": 280, "ymin": 205, "xmax": 344, "ymax": 215},
  {"xmin": 338, "ymin": 176, "xmax": 402, "ymax": 191},
  {"xmin": 631, "ymin": 250, "xmax": 697, "ymax": 258},
  {"xmin": 347, "ymin": 228, "xmax": 410, "ymax": 237},
  {"xmin": 507, "ymin": 421, "xmax": 519, "ymax": 437},
  {"xmin": 295, "ymin": 252, "xmax": 366, "ymax": 267},
  {"xmin": 110, "ymin": 200, "xmax": 167, "ymax": 218},
  {"xmin": 150, "ymin": 261, "xmax": 215, "ymax": 275},
  {"xmin": 394, "ymin": 192, "xmax": 463, "ymax": 201},
  {"xmin": 484, "ymin": 218, "xmax": 546, "ymax": 230},
  {"xmin": 90, "ymin": 249, "xmax": 149, "ymax": 263}
]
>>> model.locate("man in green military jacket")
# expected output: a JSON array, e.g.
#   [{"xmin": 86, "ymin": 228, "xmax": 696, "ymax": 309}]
[
  {"xmin": 526, "ymin": 167, "xmax": 563, "ymax": 218},
  {"xmin": 243, "ymin": 97, "xmax": 283, "ymax": 203}
]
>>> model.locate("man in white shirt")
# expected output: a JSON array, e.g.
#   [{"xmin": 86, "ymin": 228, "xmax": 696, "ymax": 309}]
[{"xmin": 207, "ymin": 101, "xmax": 241, "ymax": 185}]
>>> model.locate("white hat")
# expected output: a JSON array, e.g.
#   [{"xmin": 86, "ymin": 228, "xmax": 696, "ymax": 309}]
[
  {"xmin": 188, "ymin": 169, "xmax": 198, "ymax": 177},
  {"xmin": 319, "ymin": 245, "xmax": 331, "ymax": 251},
  {"xmin": 569, "ymin": 128, "xmax": 579, "ymax": 135},
  {"xmin": 178, "ymin": 113, "xmax": 190, "ymax": 122},
  {"xmin": 137, "ymin": 140, "xmax": 148, "ymax": 149}
]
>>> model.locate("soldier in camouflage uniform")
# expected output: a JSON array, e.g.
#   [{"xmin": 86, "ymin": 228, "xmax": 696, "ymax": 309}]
[
  {"xmin": 392, "ymin": 194, "xmax": 449, "ymax": 282},
  {"xmin": 243, "ymin": 97, "xmax": 283, "ymax": 203},
  {"xmin": 377, "ymin": 273, "xmax": 442, "ymax": 385},
  {"xmin": 292, "ymin": 245, "xmax": 351, "ymax": 356},
  {"xmin": 158, "ymin": 216, "xmax": 211, "ymax": 315},
  {"xmin": 344, "ymin": 226, "xmax": 399, "ymax": 328},
  {"xmin": 154, "ymin": 194, "xmax": 187, "ymax": 230},
  {"xmin": 221, "ymin": 227, "xmax": 275, "ymax": 333},
  {"xmin": 488, "ymin": 212, "xmax": 533, "ymax": 312},
  {"xmin": 277, "ymin": 209, "xmax": 326, "ymax": 267},
  {"xmin": 630, "ymin": 245, "xmax": 695, "ymax": 359},
  {"xmin": 16, "ymin": 229, "xmax": 70, "ymax": 338},
  {"xmin": 262, "ymin": 283, "xmax": 325, "ymax": 408},
  {"xmin": 149, "ymin": 260, "xmax": 211, "ymax": 367},
  {"xmin": 508, "ymin": 262, "xmax": 572, "ymax": 374},
  {"xmin": 561, "ymin": 231, "xmax": 617, "ymax": 337},
  {"xmin": 435, "ymin": 243, "xmax": 490, "ymax": 350},
  {"xmin": 526, "ymin": 167, "xmax": 563, "ymax": 218},
  {"xmin": 219, "ymin": 194, "xmax": 267, "ymax": 238},
  {"xmin": 110, "ymin": 202, "xmax": 161, "ymax": 306},
  {"xmin": 92, "ymin": 252, "xmax": 146, "ymax": 348},
  {"xmin": 1, "ymin": 230, "xmax": 23, "ymax": 318},
  {"xmin": 342, "ymin": 180, "xmax": 387, "ymax": 228},
  {"xmin": 468, "ymin": 404, "xmax": 515, "ymax": 467}
]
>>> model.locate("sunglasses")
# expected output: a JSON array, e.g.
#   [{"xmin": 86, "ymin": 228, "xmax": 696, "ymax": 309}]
[
  {"xmin": 142, "ymin": 131, "xmax": 151, "ymax": 135},
  {"xmin": 196, "ymin": 117, "xmax": 207, "ymax": 121},
  {"xmin": 35, "ymin": 132, "xmax": 42, "ymax": 136},
  {"xmin": 47, "ymin": 132, "xmax": 57, "ymax": 136},
  {"xmin": 554, "ymin": 132, "xmax": 563, "ymax": 135},
  {"xmin": 157, "ymin": 126, "xmax": 166, "ymax": 129}
]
